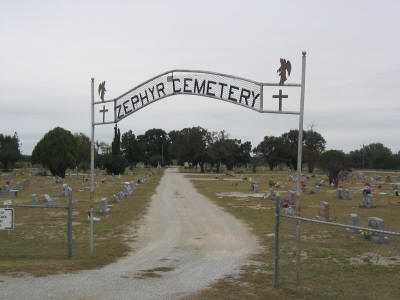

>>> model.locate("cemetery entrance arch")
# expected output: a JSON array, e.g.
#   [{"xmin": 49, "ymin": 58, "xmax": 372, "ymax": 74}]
[{"xmin": 90, "ymin": 52, "xmax": 307, "ymax": 201}]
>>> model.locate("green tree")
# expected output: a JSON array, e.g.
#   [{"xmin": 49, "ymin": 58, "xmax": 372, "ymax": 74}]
[
  {"xmin": 0, "ymin": 132, "xmax": 21, "ymax": 170},
  {"xmin": 168, "ymin": 130, "xmax": 183, "ymax": 163},
  {"xmin": 74, "ymin": 133, "xmax": 91, "ymax": 171},
  {"xmin": 32, "ymin": 127, "xmax": 77, "ymax": 177},
  {"xmin": 103, "ymin": 154, "xmax": 127, "ymax": 175},
  {"xmin": 112, "ymin": 125, "xmax": 121, "ymax": 155},
  {"xmin": 280, "ymin": 130, "xmax": 300, "ymax": 169},
  {"xmin": 207, "ymin": 131, "xmax": 241, "ymax": 172},
  {"xmin": 320, "ymin": 150, "xmax": 348, "ymax": 187},
  {"xmin": 238, "ymin": 141, "xmax": 252, "ymax": 166},
  {"xmin": 349, "ymin": 143, "xmax": 395, "ymax": 170},
  {"xmin": 104, "ymin": 125, "xmax": 127, "ymax": 174},
  {"xmin": 304, "ymin": 129, "xmax": 326, "ymax": 173},
  {"xmin": 362, "ymin": 143, "xmax": 393, "ymax": 169},
  {"xmin": 121, "ymin": 130, "xmax": 144, "ymax": 166},
  {"xmin": 169, "ymin": 127, "xmax": 209, "ymax": 169},
  {"xmin": 254, "ymin": 136, "xmax": 285, "ymax": 170},
  {"xmin": 137, "ymin": 129, "xmax": 170, "ymax": 166}
]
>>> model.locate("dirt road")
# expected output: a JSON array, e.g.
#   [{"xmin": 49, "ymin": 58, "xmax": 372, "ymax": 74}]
[{"xmin": 0, "ymin": 168, "xmax": 259, "ymax": 299}]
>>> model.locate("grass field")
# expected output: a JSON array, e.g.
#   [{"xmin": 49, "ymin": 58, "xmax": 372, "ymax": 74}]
[
  {"xmin": 0, "ymin": 168, "xmax": 163, "ymax": 276},
  {"xmin": 185, "ymin": 169, "xmax": 400, "ymax": 299}
]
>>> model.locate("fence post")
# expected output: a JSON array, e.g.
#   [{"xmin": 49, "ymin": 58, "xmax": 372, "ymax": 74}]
[
  {"xmin": 89, "ymin": 208, "xmax": 95, "ymax": 256},
  {"xmin": 67, "ymin": 190, "xmax": 73, "ymax": 258},
  {"xmin": 273, "ymin": 194, "xmax": 281, "ymax": 288}
]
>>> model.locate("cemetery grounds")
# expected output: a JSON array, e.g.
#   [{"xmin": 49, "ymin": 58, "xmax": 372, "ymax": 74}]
[
  {"xmin": 185, "ymin": 169, "xmax": 400, "ymax": 299},
  {"xmin": 0, "ymin": 168, "xmax": 162, "ymax": 276}
]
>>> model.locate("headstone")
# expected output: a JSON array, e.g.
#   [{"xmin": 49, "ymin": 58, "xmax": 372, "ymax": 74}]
[
  {"xmin": 250, "ymin": 182, "xmax": 259, "ymax": 193},
  {"xmin": 286, "ymin": 191, "xmax": 297, "ymax": 206},
  {"xmin": 3, "ymin": 200, "xmax": 13, "ymax": 207},
  {"xmin": 62, "ymin": 184, "xmax": 70, "ymax": 197},
  {"xmin": 300, "ymin": 180, "xmax": 306, "ymax": 191},
  {"xmin": 314, "ymin": 185, "xmax": 321, "ymax": 193},
  {"xmin": 336, "ymin": 188, "xmax": 343, "ymax": 199},
  {"xmin": 318, "ymin": 201, "xmax": 330, "ymax": 221},
  {"xmin": 31, "ymin": 193, "xmax": 38, "ymax": 205},
  {"xmin": 284, "ymin": 206, "xmax": 295, "ymax": 216},
  {"xmin": 363, "ymin": 193, "xmax": 374, "ymax": 208},
  {"xmin": 98, "ymin": 198, "xmax": 111, "ymax": 215},
  {"xmin": 123, "ymin": 182, "xmax": 133, "ymax": 195},
  {"xmin": 9, "ymin": 189, "xmax": 19, "ymax": 197},
  {"xmin": 281, "ymin": 191, "xmax": 296, "ymax": 215},
  {"xmin": 368, "ymin": 217, "xmax": 385, "ymax": 244},
  {"xmin": 349, "ymin": 213, "xmax": 360, "ymax": 233},
  {"xmin": 66, "ymin": 186, "xmax": 72, "ymax": 198},
  {"xmin": 118, "ymin": 191, "xmax": 125, "ymax": 200},
  {"xmin": 44, "ymin": 194, "xmax": 56, "ymax": 206},
  {"xmin": 112, "ymin": 194, "xmax": 121, "ymax": 203},
  {"xmin": 343, "ymin": 189, "xmax": 351, "ymax": 200}
]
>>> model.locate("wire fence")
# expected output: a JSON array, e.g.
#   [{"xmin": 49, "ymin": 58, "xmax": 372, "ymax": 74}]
[
  {"xmin": 273, "ymin": 199, "xmax": 400, "ymax": 298},
  {"xmin": 0, "ymin": 194, "xmax": 73, "ymax": 260}
]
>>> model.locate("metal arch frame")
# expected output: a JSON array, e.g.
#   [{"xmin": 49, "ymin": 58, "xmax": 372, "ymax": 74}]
[
  {"xmin": 92, "ymin": 68, "xmax": 302, "ymax": 125},
  {"xmin": 90, "ymin": 52, "xmax": 307, "ymax": 205}
]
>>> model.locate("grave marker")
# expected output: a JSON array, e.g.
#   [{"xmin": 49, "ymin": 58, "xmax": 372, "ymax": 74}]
[
  {"xmin": 31, "ymin": 193, "xmax": 38, "ymax": 205},
  {"xmin": 349, "ymin": 213, "xmax": 360, "ymax": 234},
  {"xmin": 44, "ymin": 194, "xmax": 56, "ymax": 207},
  {"xmin": 318, "ymin": 201, "xmax": 330, "ymax": 221},
  {"xmin": 368, "ymin": 217, "xmax": 385, "ymax": 243},
  {"xmin": 98, "ymin": 198, "xmax": 111, "ymax": 215},
  {"xmin": 363, "ymin": 193, "xmax": 374, "ymax": 208}
]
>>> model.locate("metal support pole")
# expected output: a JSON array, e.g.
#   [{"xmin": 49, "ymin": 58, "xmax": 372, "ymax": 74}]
[
  {"xmin": 296, "ymin": 51, "xmax": 307, "ymax": 204},
  {"xmin": 273, "ymin": 194, "xmax": 281, "ymax": 288},
  {"xmin": 295, "ymin": 51, "xmax": 307, "ymax": 289},
  {"xmin": 89, "ymin": 208, "xmax": 95, "ymax": 256},
  {"xmin": 90, "ymin": 78, "xmax": 95, "ymax": 198},
  {"xmin": 67, "ymin": 191, "xmax": 73, "ymax": 258}
]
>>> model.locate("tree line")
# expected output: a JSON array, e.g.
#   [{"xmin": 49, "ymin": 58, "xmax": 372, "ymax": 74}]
[{"xmin": 0, "ymin": 127, "xmax": 399, "ymax": 180}]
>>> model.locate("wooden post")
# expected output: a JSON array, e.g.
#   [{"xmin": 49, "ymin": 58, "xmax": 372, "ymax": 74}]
[
  {"xmin": 273, "ymin": 194, "xmax": 281, "ymax": 288},
  {"xmin": 67, "ymin": 190, "xmax": 73, "ymax": 258},
  {"xmin": 89, "ymin": 208, "xmax": 95, "ymax": 256}
]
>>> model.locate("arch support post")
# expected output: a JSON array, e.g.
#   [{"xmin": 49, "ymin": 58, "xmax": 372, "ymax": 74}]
[
  {"xmin": 296, "ymin": 51, "xmax": 307, "ymax": 208},
  {"xmin": 295, "ymin": 51, "xmax": 307, "ymax": 288},
  {"xmin": 90, "ymin": 78, "xmax": 95, "ymax": 199}
]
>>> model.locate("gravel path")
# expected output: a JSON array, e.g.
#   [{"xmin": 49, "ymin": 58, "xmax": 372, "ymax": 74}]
[{"xmin": 0, "ymin": 168, "xmax": 260, "ymax": 300}]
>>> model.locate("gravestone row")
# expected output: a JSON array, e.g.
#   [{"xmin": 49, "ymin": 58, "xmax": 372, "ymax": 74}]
[
  {"xmin": 96, "ymin": 175, "xmax": 150, "ymax": 216},
  {"xmin": 347, "ymin": 213, "xmax": 387, "ymax": 243},
  {"xmin": 0, "ymin": 179, "xmax": 32, "ymax": 198}
]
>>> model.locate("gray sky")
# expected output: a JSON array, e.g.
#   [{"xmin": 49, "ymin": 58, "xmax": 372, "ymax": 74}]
[{"xmin": 1, "ymin": 0, "xmax": 399, "ymax": 154}]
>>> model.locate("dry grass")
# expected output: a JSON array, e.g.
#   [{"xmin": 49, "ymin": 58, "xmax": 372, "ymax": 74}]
[
  {"xmin": 185, "ymin": 170, "xmax": 400, "ymax": 299},
  {"xmin": 0, "ymin": 168, "xmax": 163, "ymax": 276}
]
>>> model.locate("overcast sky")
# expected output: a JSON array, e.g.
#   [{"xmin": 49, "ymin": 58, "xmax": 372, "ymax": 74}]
[{"xmin": 1, "ymin": 0, "xmax": 399, "ymax": 154}]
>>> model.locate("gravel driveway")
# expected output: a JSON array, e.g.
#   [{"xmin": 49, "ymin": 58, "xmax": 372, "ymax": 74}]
[{"xmin": 0, "ymin": 168, "xmax": 259, "ymax": 299}]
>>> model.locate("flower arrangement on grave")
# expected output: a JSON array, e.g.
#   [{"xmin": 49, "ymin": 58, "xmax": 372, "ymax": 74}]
[{"xmin": 360, "ymin": 230, "xmax": 371, "ymax": 240}]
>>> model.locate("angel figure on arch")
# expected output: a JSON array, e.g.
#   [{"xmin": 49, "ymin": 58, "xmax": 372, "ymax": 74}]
[{"xmin": 277, "ymin": 58, "xmax": 291, "ymax": 85}]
